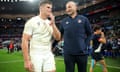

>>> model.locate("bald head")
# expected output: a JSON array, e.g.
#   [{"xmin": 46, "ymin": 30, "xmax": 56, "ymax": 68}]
[
  {"xmin": 66, "ymin": 1, "xmax": 78, "ymax": 17},
  {"xmin": 66, "ymin": 1, "xmax": 77, "ymax": 7}
]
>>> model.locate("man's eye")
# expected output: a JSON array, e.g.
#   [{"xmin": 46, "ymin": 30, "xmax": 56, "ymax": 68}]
[
  {"xmin": 68, "ymin": 6, "xmax": 71, "ymax": 8},
  {"xmin": 47, "ymin": 7, "xmax": 50, "ymax": 8}
]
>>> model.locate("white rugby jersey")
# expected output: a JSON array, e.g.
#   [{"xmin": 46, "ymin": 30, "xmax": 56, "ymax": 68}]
[{"xmin": 23, "ymin": 16, "xmax": 53, "ymax": 52}]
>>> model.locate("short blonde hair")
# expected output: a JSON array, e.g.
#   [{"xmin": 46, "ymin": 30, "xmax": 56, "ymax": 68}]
[{"xmin": 39, "ymin": 0, "xmax": 52, "ymax": 7}]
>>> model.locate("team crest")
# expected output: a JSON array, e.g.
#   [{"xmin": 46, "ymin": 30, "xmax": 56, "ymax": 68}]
[
  {"xmin": 78, "ymin": 19, "xmax": 82, "ymax": 23},
  {"xmin": 37, "ymin": 22, "xmax": 40, "ymax": 25},
  {"xmin": 66, "ymin": 21, "xmax": 69, "ymax": 24}
]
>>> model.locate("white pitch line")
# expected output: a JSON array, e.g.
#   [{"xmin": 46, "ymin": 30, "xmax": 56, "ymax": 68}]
[
  {"xmin": 0, "ymin": 60, "xmax": 23, "ymax": 63},
  {"xmin": 88, "ymin": 62, "xmax": 120, "ymax": 69},
  {"xmin": 56, "ymin": 58, "xmax": 120, "ymax": 69},
  {"xmin": 0, "ymin": 58, "xmax": 120, "ymax": 69}
]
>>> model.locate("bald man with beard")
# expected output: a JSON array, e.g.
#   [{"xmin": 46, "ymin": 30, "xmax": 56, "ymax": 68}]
[{"xmin": 60, "ymin": 1, "xmax": 93, "ymax": 72}]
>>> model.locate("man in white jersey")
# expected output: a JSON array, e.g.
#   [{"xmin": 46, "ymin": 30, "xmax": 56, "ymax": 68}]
[{"xmin": 21, "ymin": 0, "xmax": 61, "ymax": 72}]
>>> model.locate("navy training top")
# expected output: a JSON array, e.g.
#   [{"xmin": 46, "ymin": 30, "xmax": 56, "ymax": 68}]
[{"xmin": 60, "ymin": 15, "xmax": 93, "ymax": 55}]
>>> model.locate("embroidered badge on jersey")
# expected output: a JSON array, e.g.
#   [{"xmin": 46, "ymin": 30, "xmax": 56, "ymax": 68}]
[
  {"xmin": 66, "ymin": 21, "xmax": 69, "ymax": 24},
  {"xmin": 78, "ymin": 19, "xmax": 82, "ymax": 23},
  {"xmin": 37, "ymin": 22, "xmax": 40, "ymax": 26}
]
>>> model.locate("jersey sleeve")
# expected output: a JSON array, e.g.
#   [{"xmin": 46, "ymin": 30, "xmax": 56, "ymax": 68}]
[{"xmin": 23, "ymin": 19, "xmax": 33, "ymax": 36}]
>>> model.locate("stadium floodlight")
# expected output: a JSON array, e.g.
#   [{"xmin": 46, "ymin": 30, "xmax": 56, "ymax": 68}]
[
  {"xmin": 7, "ymin": 0, "xmax": 9, "ymax": 2},
  {"xmin": 15, "ymin": 0, "xmax": 18, "ymax": 2},
  {"xmin": 19, "ymin": 0, "xmax": 35, "ymax": 2},
  {"xmin": 17, "ymin": 17, "xmax": 21, "ymax": 20},
  {"xmin": 29, "ymin": 0, "xmax": 34, "ymax": 2},
  {"xmin": 11, "ymin": 0, "xmax": 14, "ymax": 2},
  {"xmin": 1, "ymin": 0, "xmax": 3, "ymax": 2}
]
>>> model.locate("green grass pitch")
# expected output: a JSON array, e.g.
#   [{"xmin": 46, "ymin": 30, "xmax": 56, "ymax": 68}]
[{"xmin": 0, "ymin": 49, "xmax": 120, "ymax": 72}]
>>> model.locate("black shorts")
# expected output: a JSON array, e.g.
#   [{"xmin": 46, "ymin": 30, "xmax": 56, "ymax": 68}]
[{"xmin": 91, "ymin": 53, "xmax": 104, "ymax": 61}]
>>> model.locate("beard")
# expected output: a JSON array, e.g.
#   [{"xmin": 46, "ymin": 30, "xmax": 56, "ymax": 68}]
[{"xmin": 67, "ymin": 11, "xmax": 75, "ymax": 16}]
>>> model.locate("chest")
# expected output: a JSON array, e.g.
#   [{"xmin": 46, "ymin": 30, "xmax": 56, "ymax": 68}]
[
  {"xmin": 63, "ymin": 18, "xmax": 86, "ymax": 33},
  {"xmin": 32, "ymin": 21, "xmax": 53, "ymax": 34}
]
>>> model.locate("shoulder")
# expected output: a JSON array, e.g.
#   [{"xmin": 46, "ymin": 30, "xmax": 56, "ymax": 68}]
[
  {"xmin": 60, "ymin": 17, "xmax": 70, "ymax": 25},
  {"xmin": 78, "ymin": 15, "xmax": 88, "ymax": 20},
  {"xmin": 25, "ymin": 16, "xmax": 36, "ymax": 23},
  {"xmin": 28, "ymin": 16, "xmax": 39, "ymax": 22},
  {"xmin": 25, "ymin": 16, "xmax": 39, "ymax": 26}
]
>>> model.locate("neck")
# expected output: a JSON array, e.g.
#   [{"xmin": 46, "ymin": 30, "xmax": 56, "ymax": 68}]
[
  {"xmin": 39, "ymin": 12, "xmax": 47, "ymax": 20},
  {"xmin": 71, "ymin": 12, "xmax": 77, "ymax": 18}
]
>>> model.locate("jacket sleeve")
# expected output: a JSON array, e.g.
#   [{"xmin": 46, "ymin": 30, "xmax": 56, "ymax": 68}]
[
  {"xmin": 59, "ymin": 20, "xmax": 64, "ymax": 39},
  {"xmin": 84, "ymin": 17, "xmax": 93, "ymax": 46}
]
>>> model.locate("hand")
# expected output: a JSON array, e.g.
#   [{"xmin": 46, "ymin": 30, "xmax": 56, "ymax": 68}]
[
  {"xmin": 101, "ymin": 32, "xmax": 105, "ymax": 38},
  {"xmin": 99, "ymin": 32, "xmax": 104, "ymax": 41},
  {"xmin": 99, "ymin": 32, "xmax": 106, "ymax": 44},
  {"xmin": 49, "ymin": 13, "xmax": 55, "ymax": 25},
  {"xmin": 98, "ymin": 38, "xmax": 103, "ymax": 42},
  {"xmin": 24, "ymin": 60, "xmax": 33, "ymax": 72}
]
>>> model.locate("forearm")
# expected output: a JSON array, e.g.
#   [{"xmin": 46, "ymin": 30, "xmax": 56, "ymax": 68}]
[
  {"xmin": 51, "ymin": 24, "xmax": 61, "ymax": 41},
  {"xmin": 49, "ymin": 13, "xmax": 61, "ymax": 41},
  {"xmin": 99, "ymin": 32, "xmax": 106, "ymax": 44},
  {"xmin": 21, "ymin": 38, "xmax": 30, "ymax": 62},
  {"xmin": 99, "ymin": 37, "xmax": 106, "ymax": 44}
]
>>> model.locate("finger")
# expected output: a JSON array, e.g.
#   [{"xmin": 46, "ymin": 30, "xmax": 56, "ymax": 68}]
[
  {"xmin": 25, "ymin": 68, "xmax": 30, "ymax": 72},
  {"xmin": 29, "ymin": 63, "xmax": 34, "ymax": 72},
  {"xmin": 29, "ymin": 68, "xmax": 34, "ymax": 72},
  {"xmin": 25, "ymin": 66, "xmax": 29, "ymax": 71},
  {"xmin": 24, "ymin": 65, "xmax": 33, "ymax": 72}
]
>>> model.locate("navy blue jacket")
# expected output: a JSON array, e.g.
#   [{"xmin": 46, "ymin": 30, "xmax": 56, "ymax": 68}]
[{"xmin": 60, "ymin": 15, "xmax": 93, "ymax": 55}]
